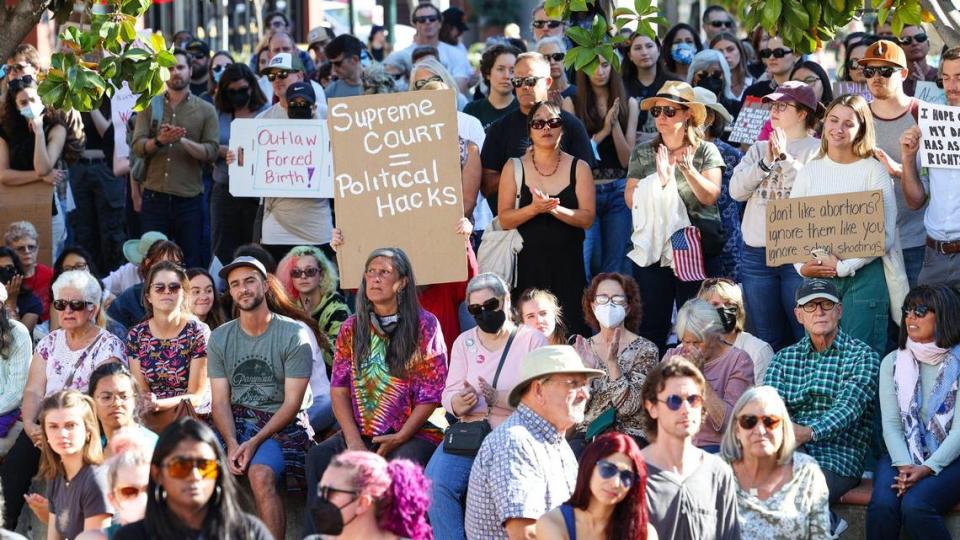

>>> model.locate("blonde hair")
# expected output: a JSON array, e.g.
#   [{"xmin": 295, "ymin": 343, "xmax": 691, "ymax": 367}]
[
  {"xmin": 720, "ymin": 386, "xmax": 797, "ymax": 466},
  {"xmin": 39, "ymin": 390, "xmax": 103, "ymax": 480},
  {"xmin": 410, "ymin": 57, "xmax": 458, "ymax": 92},
  {"xmin": 698, "ymin": 279, "xmax": 746, "ymax": 332},
  {"xmin": 818, "ymin": 94, "xmax": 877, "ymax": 159}
]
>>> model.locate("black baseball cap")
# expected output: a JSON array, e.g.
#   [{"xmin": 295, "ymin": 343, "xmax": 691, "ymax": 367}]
[
  {"xmin": 796, "ymin": 278, "xmax": 841, "ymax": 306},
  {"xmin": 286, "ymin": 81, "xmax": 316, "ymax": 104},
  {"xmin": 443, "ymin": 7, "xmax": 469, "ymax": 31},
  {"xmin": 185, "ymin": 39, "xmax": 211, "ymax": 56}
]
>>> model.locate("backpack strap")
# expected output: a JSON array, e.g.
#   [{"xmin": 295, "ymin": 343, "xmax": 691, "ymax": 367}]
[
  {"xmin": 511, "ymin": 157, "xmax": 523, "ymax": 210},
  {"xmin": 148, "ymin": 94, "xmax": 165, "ymax": 138}
]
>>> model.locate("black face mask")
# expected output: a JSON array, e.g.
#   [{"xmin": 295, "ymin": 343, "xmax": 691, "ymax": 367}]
[
  {"xmin": 287, "ymin": 103, "xmax": 313, "ymax": 119},
  {"xmin": 717, "ymin": 306, "xmax": 738, "ymax": 333},
  {"xmin": 372, "ymin": 312, "xmax": 400, "ymax": 335},
  {"xmin": 0, "ymin": 266, "xmax": 17, "ymax": 284},
  {"xmin": 697, "ymin": 74, "xmax": 724, "ymax": 97},
  {"xmin": 225, "ymin": 88, "xmax": 250, "ymax": 108},
  {"xmin": 473, "ymin": 309, "xmax": 506, "ymax": 334},
  {"xmin": 309, "ymin": 496, "xmax": 357, "ymax": 535}
]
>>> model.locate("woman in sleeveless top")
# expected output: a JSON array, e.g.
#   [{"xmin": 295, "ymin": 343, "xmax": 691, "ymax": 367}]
[
  {"xmin": 536, "ymin": 432, "xmax": 656, "ymax": 539},
  {"xmin": 497, "ymin": 100, "xmax": 595, "ymax": 337}
]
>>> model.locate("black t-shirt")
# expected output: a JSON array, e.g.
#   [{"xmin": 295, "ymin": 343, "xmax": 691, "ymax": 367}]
[
  {"xmin": 740, "ymin": 79, "xmax": 778, "ymax": 105},
  {"xmin": 80, "ymin": 100, "xmax": 114, "ymax": 158},
  {"xmin": 114, "ymin": 512, "xmax": 273, "ymax": 540},
  {"xmin": 190, "ymin": 80, "xmax": 209, "ymax": 97}
]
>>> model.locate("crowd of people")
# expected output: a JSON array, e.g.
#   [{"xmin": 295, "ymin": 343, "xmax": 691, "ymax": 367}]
[{"xmin": 2, "ymin": 2, "xmax": 960, "ymax": 539}]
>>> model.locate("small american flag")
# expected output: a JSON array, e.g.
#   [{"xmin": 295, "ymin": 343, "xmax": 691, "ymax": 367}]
[{"xmin": 670, "ymin": 227, "xmax": 707, "ymax": 282}]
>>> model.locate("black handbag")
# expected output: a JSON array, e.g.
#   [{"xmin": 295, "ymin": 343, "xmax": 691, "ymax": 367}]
[{"xmin": 443, "ymin": 330, "xmax": 516, "ymax": 456}]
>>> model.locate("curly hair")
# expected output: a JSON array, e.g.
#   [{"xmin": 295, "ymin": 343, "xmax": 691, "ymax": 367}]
[
  {"xmin": 639, "ymin": 356, "xmax": 705, "ymax": 437},
  {"xmin": 582, "ymin": 272, "xmax": 643, "ymax": 332}
]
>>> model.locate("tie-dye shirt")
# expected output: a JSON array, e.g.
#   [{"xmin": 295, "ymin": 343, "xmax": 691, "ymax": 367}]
[{"xmin": 330, "ymin": 308, "xmax": 448, "ymax": 443}]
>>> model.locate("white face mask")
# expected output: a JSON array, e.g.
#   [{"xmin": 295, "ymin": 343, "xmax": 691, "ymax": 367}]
[{"xmin": 593, "ymin": 303, "xmax": 626, "ymax": 329}]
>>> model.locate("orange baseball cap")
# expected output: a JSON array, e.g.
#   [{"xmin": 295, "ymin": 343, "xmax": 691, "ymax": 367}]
[{"xmin": 858, "ymin": 40, "xmax": 908, "ymax": 70}]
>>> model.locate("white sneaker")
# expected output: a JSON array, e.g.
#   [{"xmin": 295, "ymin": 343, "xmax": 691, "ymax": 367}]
[{"xmin": 830, "ymin": 517, "xmax": 848, "ymax": 539}]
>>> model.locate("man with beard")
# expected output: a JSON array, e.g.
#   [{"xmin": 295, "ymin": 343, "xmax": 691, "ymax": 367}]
[
  {"xmin": 208, "ymin": 256, "xmax": 314, "ymax": 540},
  {"xmin": 185, "ymin": 39, "xmax": 211, "ymax": 96},
  {"xmin": 131, "ymin": 49, "xmax": 218, "ymax": 268},
  {"xmin": 860, "ymin": 40, "xmax": 927, "ymax": 287},
  {"xmin": 465, "ymin": 345, "xmax": 603, "ymax": 539}
]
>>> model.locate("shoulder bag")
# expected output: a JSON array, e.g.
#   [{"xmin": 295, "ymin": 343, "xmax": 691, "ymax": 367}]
[{"xmin": 477, "ymin": 157, "xmax": 524, "ymax": 286}]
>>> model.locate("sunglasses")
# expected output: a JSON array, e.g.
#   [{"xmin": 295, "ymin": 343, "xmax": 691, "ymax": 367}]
[
  {"xmin": 899, "ymin": 33, "xmax": 928, "ymax": 46},
  {"xmin": 14, "ymin": 244, "xmax": 38, "ymax": 254},
  {"xmin": 165, "ymin": 457, "xmax": 219, "ymax": 480},
  {"xmin": 152, "ymin": 282, "xmax": 182, "ymax": 294},
  {"xmin": 759, "ymin": 48, "xmax": 793, "ymax": 59},
  {"xmin": 532, "ymin": 20, "xmax": 564, "ymax": 29},
  {"xmin": 596, "ymin": 459, "xmax": 635, "ymax": 488},
  {"xmin": 594, "ymin": 294, "xmax": 627, "ymax": 306},
  {"xmin": 658, "ymin": 394, "xmax": 703, "ymax": 410},
  {"xmin": 511, "ymin": 76, "xmax": 543, "ymax": 88},
  {"xmin": 709, "ymin": 20, "xmax": 734, "ymax": 28},
  {"xmin": 413, "ymin": 15, "xmax": 440, "ymax": 24},
  {"xmin": 52, "ymin": 299, "xmax": 94, "ymax": 312},
  {"xmin": 212, "ymin": 64, "xmax": 226, "ymax": 73},
  {"xmin": 414, "ymin": 75, "xmax": 444, "ymax": 90},
  {"xmin": 290, "ymin": 267, "xmax": 320, "ymax": 279},
  {"xmin": 799, "ymin": 299, "xmax": 836, "ymax": 313},
  {"xmin": 902, "ymin": 303, "xmax": 933, "ymax": 318},
  {"xmin": 649, "ymin": 105, "xmax": 681, "ymax": 118},
  {"xmin": 115, "ymin": 485, "xmax": 148, "ymax": 501},
  {"xmin": 862, "ymin": 66, "xmax": 899, "ymax": 79},
  {"xmin": 191, "ymin": 52, "xmax": 207, "ymax": 60},
  {"xmin": 317, "ymin": 485, "xmax": 358, "ymax": 500},
  {"xmin": 467, "ymin": 297, "xmax": 501, "ymax": 316},
  {"xmin": 266, "ymin": 71, "xmax": 291, "ymax": 82},
  {"xmin": 544, "ymin": 52, "xmax": 565, "ymax": 62},
  {"xmin": 530, "ymin": 117, "xmax": 562, "ymax": 130},
  {"xmin": 738, "ymin": 414, "xmax": 783, "ymax": 430}
]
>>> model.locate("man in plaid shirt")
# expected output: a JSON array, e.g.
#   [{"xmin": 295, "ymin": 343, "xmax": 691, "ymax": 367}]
[{"xmin": 764, "ymin": 278, "xmax": 880, "ymax": 535}]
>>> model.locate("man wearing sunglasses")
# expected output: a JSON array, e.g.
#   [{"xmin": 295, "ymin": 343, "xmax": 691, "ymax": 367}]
[
  {"xmin": 323, "ymin": 34, "xmax": 365, "ymax": 98},
  {"xmin": 702, "ymin": 5, "xmax": 737, "ymax": 42},
  {"xmin": 765, "ymin": 278, "xmax": 881, "ymax": 535},
  {"xmin": 389, "ymin": 3, "xmax": 471, "ymax": 94},
  {"xmin": 530, "ymin": 3, "xmax": 566, "ymax": 41},
  {"xmin": 185, "ymin": 39, "xmax": 211, "ymax": 97},
  {"xmin": 860, "ymin": 40, "xmax": 927, "ymax": 288},
  {"xmin": 898, "ymin": 25, "xmax": 938, "ymax": 97}
]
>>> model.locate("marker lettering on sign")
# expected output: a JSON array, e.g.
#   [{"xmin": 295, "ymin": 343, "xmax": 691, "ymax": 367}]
[{"xmin": 328, "ymin": 99, "xmax": 436, "ymax": 132}]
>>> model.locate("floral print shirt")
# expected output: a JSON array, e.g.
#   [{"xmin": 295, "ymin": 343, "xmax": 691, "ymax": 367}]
[
  {"xmin": 37, "ymin": 328, "xmax": 126, "ymax": 395},
  {"xmin": 126, "ymin": 319, "xmax": 211, "ymax": 413}
]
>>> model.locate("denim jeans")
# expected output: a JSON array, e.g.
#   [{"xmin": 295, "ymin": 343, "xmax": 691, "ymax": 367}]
[
  {"xmin": 139, "ymin": 189, "xmax": 205, "ymax": 268},
  {"xmin": 69, "ymin": 158, "xmax": 127, "ymax": 273},
  {"xmin": 867, "ymin": 454, "xmax": 960, "ymax": 540},
  {"xmin": 425, "ymin": 441, "xmax": 476, "ymax": 540},
  {"xmin": 583, "ymin": 179, "xmax": 632, "ymax": 281},
  {"xmin": 740, "ymin": 245, "xmax": 805, "ymax": 353},
  {"xmin": 901, "ymin": 245, "xmax": 924, "ymax": 289}
]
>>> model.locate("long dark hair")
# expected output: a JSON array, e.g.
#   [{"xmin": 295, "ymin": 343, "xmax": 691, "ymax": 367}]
[
  {"xmin": 573, "ymin": 62, "xmax": 629, "ymax": 135},
  {"xmin": 898, "ymin": 284, "xmax": 960, "ymax": 349},
  {"xmin": 215, "ymin": 63, "xmax": 268, "ymax": 114},
  {"xmin": 143, "ymin": 418, "xmax": 252, "ymax": 539},
  {"xmin": 791, "ymin": 60, "xmax": 834, "ymax": 109},
  {"xmin": 568, "ymin": 432, "xmax": 648, "ymax": 540},
  {"xmin": 353, "ymin": 248, "xmax": 422, "ymax": 377},
  {"xmin": 142, "ymin": 260, "xmax": 190, "ymax": 321},
  {"xmin": 49, "ymin": 246, "xmax": 100, "ymax": 304},
  {"xmin": 662, "ymin": 23, "xmax": 702, "ymax": 74},
  {"xmin": 621, "ymin": 32, "xmax": 667, "ymax": 85},
  {"xmin": 186, "ymin": 268, "xmax": 225, "ymax": 330},
  {"xmin": 1, "ymin": 76, "xmax": 78, "ymax": 164}
]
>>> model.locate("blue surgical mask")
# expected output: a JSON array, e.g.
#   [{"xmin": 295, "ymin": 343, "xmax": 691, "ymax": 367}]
[
  {"xmin": 212, "ymin": 68, "xmax": 224, "ymax": 84},
  {"xmin": 671, "ymin": 43, "xmax": 696, "ymax": 65},
  {"xmin": 19, "ymin": 102, "xmax": 44, "ymax": 120}
]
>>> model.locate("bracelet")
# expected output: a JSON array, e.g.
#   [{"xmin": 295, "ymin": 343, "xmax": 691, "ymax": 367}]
[{"xmin": 758, "ymin": 158, "xmax": 771, "ymax": 173}]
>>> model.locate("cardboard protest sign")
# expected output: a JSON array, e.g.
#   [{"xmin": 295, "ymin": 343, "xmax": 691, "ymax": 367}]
[
  {"xmin": 765, "ymin": 191, "xmax": 885, "ymax": 266},
  {"xmin": 915, "ymin": 81, "xmax": 947, "ymax": 105},
  {"xmin": 0, "ymin": 182, "xmax": 54, "ymax": 266},
  {"xmin": 918, "ymin": 102, "xmax": 960, "ymax": 169},
  {"xmin": 228, "ymin": 119, "xmax": 334, "ymax": 197},
  {"xmin": 111, "ymin": 82, "xmax": 137, "ymax": 160},
  {"xmin": 832, "ymin": 81, "xmax": 873, "ymax": 103},
  {"xmin": 328, "ymin": 89, "xmax": 466, "ymax": 289},
  {"xmin": 728, "ymin": 96, "xmax": 770, "ymax": 144}
]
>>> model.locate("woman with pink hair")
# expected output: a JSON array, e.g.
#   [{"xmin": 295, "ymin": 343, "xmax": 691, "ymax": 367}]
[{"xmin": 311, "ymin": 450, "xmax": 432, "ymax": 539}]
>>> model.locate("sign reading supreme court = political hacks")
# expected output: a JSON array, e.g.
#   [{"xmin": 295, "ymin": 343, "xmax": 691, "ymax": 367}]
[
  {"xmin": 327, "ymin": 89, "xmax": 466, "ymax": 289},
  {"xmin": 227, "ymin": 119, "xmax": 334, "ymax": 198},
  {"xmin": 764, "ymin": 191, "xmax": 885, "ymax": 266},
  {"xmin": 919, "ymin": 101, "xmax": 960, "ymax": 170}
]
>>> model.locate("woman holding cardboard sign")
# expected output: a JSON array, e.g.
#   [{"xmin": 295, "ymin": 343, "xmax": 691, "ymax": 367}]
[{"xmin": 789, "ymin": 94, "xmax": 903, "ymax": 356}]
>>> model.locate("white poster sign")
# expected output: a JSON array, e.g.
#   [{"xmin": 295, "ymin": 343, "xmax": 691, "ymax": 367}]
[
  {"xmin": 111, "ymin": 82, "xmax": 138, "ymax": 160},
  {"xmin": 918, "ymin": 101, "xmax": 960, "ymax": 169}
]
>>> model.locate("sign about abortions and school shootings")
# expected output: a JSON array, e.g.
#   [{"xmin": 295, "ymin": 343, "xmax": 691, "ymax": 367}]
[
  {"xmin": 227, "ymin": 119, "xmax": 334, "ymax": 197},
  {"xmin": 764, "ymin": 191, "xmax": 885, "ymax": 266},
  {"xmin": 327, "ymin": 89, "xmax": 466, "ymax": 289},
  {"xmin": 918, "ymin": 102, "xmax": 960, "ymax": 169}
]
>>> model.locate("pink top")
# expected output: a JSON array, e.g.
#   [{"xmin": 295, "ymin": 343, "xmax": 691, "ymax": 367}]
[
  {"xmin": 442, "ymin": 325, "xmax": 547, "ymax": 428},
  {"xmin": 663, "ymin": 345, "xmax": 755, "ymax": 447}
]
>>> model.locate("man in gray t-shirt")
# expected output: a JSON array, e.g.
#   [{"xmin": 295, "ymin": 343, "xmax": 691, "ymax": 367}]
[
  {"xmin": 323, "ymin": 34, "xmax": 364, "ymax": 99},
  {"xmin": 209, "ymin": 256, "xmax": 313, "ymax": 540}
]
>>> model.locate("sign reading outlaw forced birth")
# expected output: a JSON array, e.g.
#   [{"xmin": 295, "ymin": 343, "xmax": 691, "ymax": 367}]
[
  {"xmin": 228, "ymin": 118, "xmax": 334, "ymax": 197},
  {"xmin": 765, "ymin": 191, "xmax": 885, "ymax": 266},
  {"xmin": 328, "ymin": 89, "xmax": 466, "ymax": 289},
  {"xmin": 918, "ymin": 102, "xmax": 960, "ymax": 170}
]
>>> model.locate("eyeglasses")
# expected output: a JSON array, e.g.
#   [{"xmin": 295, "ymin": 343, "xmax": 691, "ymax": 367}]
[
  {"xmin": 899, "ymin": 33, "xmax": 928, "ymax": 46},
  {"xmin": 862, "ymin": 66, "xmax": 899, "ymax": 79},
  {"xmin": 152, "ymin": 282, "xmax": 182, "ymax": 294},
  {"xmin": 414, "ymin": 75, "xmax": 444, "ymax": 90},
  {"xmin": 532, "ymin": 20, "xmax": 564, "ymax": 29},
  {"xmin": 96, "ymin": 392, "xmax": 132, "ymax": 405},
  {"xmin": 413, "ymin": 15, "xmax": 440, "ymax": 24},
  {"xmin": 649, "ymin": 105, "xmax": 682, "ymax": 118},
  {"xmin": 708, "ymin": 20, "xmax": 734, "ymax": 28},
  {"xmin": 596, "ymin": 459, "xmax": 635, "ymax": 488},
  {"xmin": 164, "ymin": 457, "xmax": 219, "ymax": 480},
  {"xmin": 759, "ymin": 48, "xmax": 793, "ymax": 60},
  {"xmin": 364, "ymin": 268, "xmax": 394, "ymax": 280},
  {"xmin": 317, "ymin": 485, "xmax": 358, "ymax": 500},
  {"xmin": 511, "ymin": 76, "xmax": 544, "ymax": 88},
  {"xmin": 62, "ymin": 262, "xmax": 88, "ymax": 271},
  {"xmin": 466, "ymin": 297, "xmax": 501, "ymax": 316},
  {"xmin": 798, "ymin": 76, "xmax": 820, "ymax": 85},
  {"xmin": 799, "ymin": 299, "xmax": 836, "ymax": 313},
  {"xmin": 738, "ymin": 414, "xmax": 783, "ymax": 430},
  {"xmin": 658, "ymin": 394, "xmax": 703, "ymax": 410},
  {"xmin": 594, "ymin": 294, "xmax": 627, "ymax": 306},
  {"xmin": 544, "ymin": 52, "xmax": 565, "ymax": 62},
  {"xmin": 52, "ymin": 299, "xmax": 94, "ymax": 312},
  {"xmin": 13, "ymin": 244, "xmax": 38, "ymax": 254},
  {"xmin": 266, "ymin": 71, "xmax": 291, "ymax": 82},
  {"xmin": 115, "ymin": 485, "xmax": 148, "ymax": 501},
  {"xmin": 770, "ymin": 102, "xmax": 798, "ymax": 113},
  {"xmin": 291, "ymin": 267, "xmax": 320, "ymax": 279},
  {"xmin": 530, "ymin": 117, "xmax": 562, "ymax": 130},
  {"xmin": 902, "ymin": 303, "xmax": 933, "ymax": 318},
  {"xmin": 542, "ymin": 377, "xmax": 589, "ymax": 392}
]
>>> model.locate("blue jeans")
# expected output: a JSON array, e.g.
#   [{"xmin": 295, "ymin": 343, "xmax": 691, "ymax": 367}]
[
  {"xmin": 583, "ymin": 179, "xmax": 632, "ymax": 282},
  {"xmin": 425, "ymin": 441, "xmax": 475, "ymax": 540},
  {"xmin": 867, "ymin": 454, "xmax": 960, "ymax": 540},
  {"xmin": 140, "ymin": 190, "xmax": 205, "ymax": 268},
  {"xmin": 740, "ymin": 245, "xmax": 805, "ymax": 353},
  {"xmin": 902, "ymin": 245, "xmax": 924, "ymax": 289}
]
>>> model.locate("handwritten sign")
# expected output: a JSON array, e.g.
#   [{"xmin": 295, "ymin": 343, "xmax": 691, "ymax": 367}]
[
  {"xmin": 918, "ymin": 102, "xmax": 960, "ymax": 169},
  {"xmin": 728, "ymin": 96, "xmax": 770, "ymax": 144},
  {"xmin": 328, "ymin": 90, "xmax": 466, "ymax": 289},
  {"xmin": 915, "ymin": 81, "xmax": 947, "ymax": 105},
  {"xmin": 111, "ymin": 82, "xmax": 137, "ymax": 160},
  {"xmin": 832, "ymin": 81, "xmax": 874, "ymax": 103},
  {"xmin": 0, "ymin": 182, "xmax": 54, "ymax": 266},
  {"xmin": 765, "ymin": 191, "xmax": 885, "ymax": 266},
  {"xmin": 228, "ymin": 119, "xmax": 334, "ymax": 197}
]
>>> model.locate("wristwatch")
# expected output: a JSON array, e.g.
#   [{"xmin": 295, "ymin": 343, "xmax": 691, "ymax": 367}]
[{"xmin": 154, "ymin": 137, "xmax": 165, "ymax": 148}]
